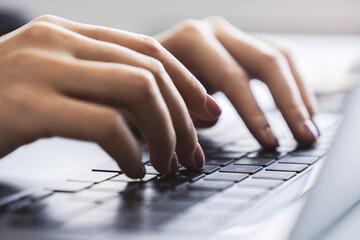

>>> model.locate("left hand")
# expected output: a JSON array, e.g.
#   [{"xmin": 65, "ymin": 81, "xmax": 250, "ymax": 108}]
[{"xmin": 155, "ymin": 16, "xmax": 319, "ymax": 148}]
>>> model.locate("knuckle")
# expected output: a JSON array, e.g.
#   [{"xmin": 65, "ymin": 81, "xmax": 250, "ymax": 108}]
[
  {"xmin": 131, "ymin": 69, "xmax": 158, "ymax": 104},
  {"xmin": 147, "ymin": 58, "xmax": 167, "ymax": 78},
  {"xmin": 139, "ymin": 35, "xmax": 163, "ymax": 56},
  {"xmin": 259, "ymin": 50, "xmax": 286, "ymax": 69},
  {"xmin": 25, "ymin": 21, "xmax": 57, "ymax": 39},
  {"xmin": 32, "ymin": 14, "xmax": 58, "ymax": 24},
  {"xmin": 179, "ymin": 19, "xmax": 207, "ymax": 36}
]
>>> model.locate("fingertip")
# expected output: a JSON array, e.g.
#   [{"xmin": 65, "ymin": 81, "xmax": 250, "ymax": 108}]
[
  {"xmin": 194, "ymin": 143, "xmax": 205, "ymax": 169},
  {"xmin": 296, "ymin": 119, "xmax": 319, "ymax": 147},
  {"xmin": 170, "ymin": 153, "xmax": 179, "ymax": 175},
  {"xmin": 262, "ymin": 126, "xmax": 280, "ymax": 149},
  {"xmin": 206, "ymin": 95, "xmax": 222, "ymax": 118}
]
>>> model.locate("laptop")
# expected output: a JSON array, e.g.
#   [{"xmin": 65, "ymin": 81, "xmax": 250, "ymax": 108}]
[{"xmin": 0, "ymin": 78, "xmax": 359, "ymax": 240}]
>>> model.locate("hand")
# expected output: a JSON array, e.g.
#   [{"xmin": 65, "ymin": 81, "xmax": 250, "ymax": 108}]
[
  {"xmin": 0, "ymin": 15, "xmax": 222, "ymax": 178},
  {"xmin": 156, "ymin": 16, "xmax": 319, "ymax": 148}
]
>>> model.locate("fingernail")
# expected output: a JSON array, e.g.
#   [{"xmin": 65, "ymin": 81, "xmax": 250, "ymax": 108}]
[
  {"xmin": 301, "ymin": 119, "xmax": 319, "ymax": 145},
  {"xmin": 194, "ymin": 143, "xmax": 205, "ymax": 169},
  {"xmin": 170, "ymin": 153, "xmax": 179, "ymax": 174},
  {"xmin": 264, "ymin": 126, "xmax": 279, "ymax": 148},
  {"xmin": 206, "ymin": 95, "xmax": 222, "ymax": 118}
]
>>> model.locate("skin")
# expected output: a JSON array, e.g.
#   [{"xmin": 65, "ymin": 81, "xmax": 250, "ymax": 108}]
[
  {"xmin": 0, "ymin": 15, "xmax": 319, "ymax": 179},
  {"xmin": 155, "ymin": 17, "xmax": 319, "ymax": 148}
]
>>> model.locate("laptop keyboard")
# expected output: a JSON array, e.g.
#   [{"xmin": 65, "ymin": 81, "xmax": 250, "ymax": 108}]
[{"xmin": 0, "ymin": 111, "xmax": 340, "ymax": 236}]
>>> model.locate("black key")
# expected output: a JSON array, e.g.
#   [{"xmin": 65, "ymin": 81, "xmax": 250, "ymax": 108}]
[
  {"xmin": 189, "ymin": 180, "xmax": 233, "ymax": 191},
  {"xmin": 247, "ymin": 150, "xmax": 287, "ymax": 159},
  {"xmin": 205, "ymin": 152, "xmax": 247, "ymax": 160},
  {"xmin": 290, "ymin": 148, "xmax": 327, "ymax": 157},
  {"xmin": 150, "ymin": 201, "xmax": 193, "ymax": 213},
  {"xmin": 205, "ymin": 159, "xmax": 235, "ymax": 166},
  {"xmin": 123, "ymin": 186, "xmax": 171, "ymax": 203},
  {"xmin": 253, "ymin": 170, "xmax": 295, "ymax": 180},
  {"xmin": 266, "ymin": 163, "xmax": 308, "ymax": 173},
  {"xmin": 205, "ymin": 172, "xmax": 248, "ymax": 182},
  {"xmin": 220, "ymin": 165, "xmax": 262, "ymax": 174},
  {"xmin": 279, "ymin": 156, "xmax": 319, "ymax": 165},
  {"xmin": 234, "ymin": 158, "xmax": 275, "ymax": 167},
  {"xmin": 150, "ymin": 178, "xmax": 189, "ymax": 191},
  {"xmin": 181, "ymin": 165, "xmax": 220, "ymax": 174},
  {"xmin": 169, "ymin": 190, "xmax": 217, "ymax": 202},
  {"xmin": 174, "ymin": 172, "xmax": 205, "ymax": 182}
]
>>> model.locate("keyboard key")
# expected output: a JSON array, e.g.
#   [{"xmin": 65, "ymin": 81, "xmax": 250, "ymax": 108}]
[
  {"xmin": 234, "ymin": 158, "xmax": 275, "ymax": 166},
  {"xmin": 110, "ymin": 174, "xmax": 157, "ymax": 183},
  {"xmin": 45, "ymin": 182, "xmax": 93, "ymax": 193},
  {"xmin": 168, "ymin": 172, "xmax": 205, "ymax": 182},
  {"xmin": 238, "ymin": 178, "xmax": 283, "ymax": 189},
  {"xmin": 181, "ymin": 165, "xmax": 220, "ymax": 174},
  {"xmin": 205, "ymin": 172, "xmax": 248, "ymax": 182},
  {"xmin": 266, "ymin": 163, "xmax": 308, "ymax": 173},
  {"xmin": 247, "ymin": 150, "xmax": 287, "ymax": 159},
  {"xmin": 220, "ymin": 165, "xmax": 262, "ymax": 174},
  {"xmin": 279, "ymin": 156, "xmax": 319, "ymax": 165},
  {"xmin": 205, "ymin": 152, "xmax": 247, "ymax": 160},
  {"xmin": 149, "ymin": 178, "xmax": 189, "ymax": 191},
  {"xmin": 290, "ymin": 149, "xmax": 327, "ymax": 157},
  {"xmin": 69, "ymin": 190, "xmax": 117, "ymax": 203},
  {"xmin": 145, "ymin": 166, "xmax": 160, "ymax": 175},
  {"xmin": 92, "ymin": 161, "xmax": 121, "ymax": 173},
  {"xmin": 189, "ymin": 180, "xmax": 233, "ymax": 191},
  {"xmin": 205, "ymin": 159, "xmax": 235, "ymax": 166},
  {"xmin": 253, "ymin": 171, "xmax": 295, "ymax": 180},
  {"xmin": 90, "ymin": 181, "xmax": 135, "ymax": 193},
  {"xmin": 220, "ymin": 145, "xmax": 260, "ymax": 153},
  {"xmin": 169, "ymin": 190, "xmax": 217, "ymax": 202},
  {"xmin": 67, "ymin": 172, "xmax": 118, "ymax": 183},
  {"xmin": 150, "ymin": 201, "xmax": 193, "ymax": 213},
  {"xmin": 123, "ymin": 186, "xmax": 171, "ymax": 203}
]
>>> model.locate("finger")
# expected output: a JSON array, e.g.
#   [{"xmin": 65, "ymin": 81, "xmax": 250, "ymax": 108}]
[
  {"xmin": 206, "ymin": 17, "xmax": 319, "ymax": 146},
  {"xmin": 39, "ymin": 92, "xmax": 145, "ymax": 179},
  {"xmin": 33, "ymin": 24, "xmax": 204, "ymax": 171},
  {"xmin": 261, "ymin": 39, "xmax": 318, "ymax": 118},
  {"xmin": 30, "ymin": 15, "xmax": 222, "ymax": 121},
  {"xmin": 192, "ymin": 117, "xmax": 219, "ymax": 128},
  {"xmin": 163, "ymin": 20, "xmax": 279, "ymax": 148},
  {"xmin": 18, "ymin": 49, "xmax": 177, "ymax": 174}
]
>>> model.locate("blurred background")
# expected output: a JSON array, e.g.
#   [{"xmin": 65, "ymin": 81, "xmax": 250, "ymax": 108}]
[{"xmin": 0, "ymin": 0, "xmax": 359, "ymax": 34}]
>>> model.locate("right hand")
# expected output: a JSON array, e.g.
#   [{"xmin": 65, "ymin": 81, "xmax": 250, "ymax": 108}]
[{"xmin": 0, "ymin": 15, "xmax": 222, "ymax": 178}]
